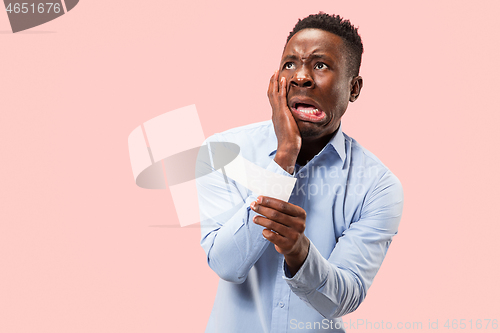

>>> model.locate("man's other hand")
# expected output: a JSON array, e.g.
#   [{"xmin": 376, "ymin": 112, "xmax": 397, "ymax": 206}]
[
  {"xmin": 251, "ymin": 195, "xmax": 309, "ymax": 276},
  {"xmin": 267, "ymin": 70, "xmax": 301, "ymax": 174}
]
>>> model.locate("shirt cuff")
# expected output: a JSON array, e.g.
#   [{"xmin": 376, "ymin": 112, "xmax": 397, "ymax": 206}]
[
  {"xmin": 282, "ymin": 241, "xmax": 330, "ymax": 293},
  {"xmin": 266, "ymin": 158, "xmax": 295, "ymax": 178},
  {"xmin": 283, "ymin": 259, "xmax": 294, "ymax": 278}
]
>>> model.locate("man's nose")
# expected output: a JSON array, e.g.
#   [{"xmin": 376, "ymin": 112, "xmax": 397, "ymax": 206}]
[{"xmin": 290, "ymin": 67, "xmax": 314, "ymax": 88}]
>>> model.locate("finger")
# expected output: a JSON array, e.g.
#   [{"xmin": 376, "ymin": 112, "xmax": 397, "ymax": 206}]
[
  {"xmin": 268, "ymin": 70, "xmax": 278, "ymax": 87},
  {"xmin": 279, "ymin": 76, "xmax": 286, "ymax": 97},
  {"xmin": 278, "ymin": 76, "xmax": 290, "ymax": 111},
  {"xmin": 257, "ymin": 196, "xmax": 306, "ymax": 218},
  {"xmin": 272, "ymin": 71, "xmax": 279, "ymax": 97},
  {"xmin": 267, "ymin": 71, "xmax": 276, "ymax": 97},
  {"xmin": 252, "ymin": 201, "xmax": 305, "ymax": 233},
  {"xmin": 262, "ymin": 228, "xmax": 292, "ymax": 252},
  {"xmin": 253, "ymin": 215, "xmax": 291, "ymax": 237},
  {"xmin": 268, "ymin": 70, "xmax": 278, "ymax": 90},
  {"xmin": 251, "ymin": 203, "xmax": 291, "ymax": 224}
]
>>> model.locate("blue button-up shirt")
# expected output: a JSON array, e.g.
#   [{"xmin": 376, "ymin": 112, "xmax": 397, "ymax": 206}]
[{"xmin": 197, "ymin": 120, "xmax": 404, "ymax": 333}]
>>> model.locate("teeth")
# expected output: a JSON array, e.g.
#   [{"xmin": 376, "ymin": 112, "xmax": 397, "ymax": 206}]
[{"xmin": 298, "ymin": 108, "xmax": 318, "ymax": 114}]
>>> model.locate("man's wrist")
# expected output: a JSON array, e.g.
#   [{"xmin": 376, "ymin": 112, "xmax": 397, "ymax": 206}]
[
  {"xmin": 284, "ymin": 237, "xmax": 310, "ymax": 276},
  {"xmin": 274, "ymin": 148, "xmax": 299, "ymax": 175}
]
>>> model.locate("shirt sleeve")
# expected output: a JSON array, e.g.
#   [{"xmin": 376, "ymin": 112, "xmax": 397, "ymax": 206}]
[
  {"xmin": 283, "ymin": 170, "xmax": 404, "ymax": 318},
  {"xmin": 197, "ymin": 138, "xmax": 294, "ymax": 284}
]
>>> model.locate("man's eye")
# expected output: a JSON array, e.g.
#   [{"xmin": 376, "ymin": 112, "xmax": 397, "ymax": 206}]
[
  {"xmin": 315, "ymin": 62, "xmax": 328, "ymax": 70},
  {"xmin": 284, "ymin": 62, "xmax": 294, "ymax": 69}
]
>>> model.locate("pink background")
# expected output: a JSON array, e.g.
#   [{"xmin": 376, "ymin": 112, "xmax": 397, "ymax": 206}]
[{"xmin": 1, "ymin": 1, "xmax": 499, "ymax": 332}]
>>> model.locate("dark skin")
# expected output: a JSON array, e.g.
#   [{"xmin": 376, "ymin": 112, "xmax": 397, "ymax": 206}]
[{"xmin": 251, "ymin": 28, "xmax": 363, "ymax": 276}]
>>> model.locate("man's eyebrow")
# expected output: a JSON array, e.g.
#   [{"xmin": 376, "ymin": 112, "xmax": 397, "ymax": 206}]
[
  {"xmin": 282, "ymin": 54, "xmax": 299, "ymax": 62},
  {"xmin": 308, "ymin": 54, "xmax": 332, "ymax": 61},
  {"xmin": 281, "ymin": 53, "xmax": 333, "ymax": 63}
]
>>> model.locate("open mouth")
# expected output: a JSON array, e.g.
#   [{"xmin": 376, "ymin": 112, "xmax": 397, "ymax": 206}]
[
  {"xmin": 293, "ymin": 103, "xmax": 322, "ymax": 115},
  {"xmin": 290, "ymin": 102, "xmax": 326, "ymax": 121}
]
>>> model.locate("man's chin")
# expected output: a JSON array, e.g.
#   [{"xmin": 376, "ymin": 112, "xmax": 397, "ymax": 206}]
[
  {"xmin": 297, "ymin": 124, "xmax": 321, "ymax": 139},
  {"xmin": 297, "ymin": 120, "xmax": 338, "ymax": 141}
]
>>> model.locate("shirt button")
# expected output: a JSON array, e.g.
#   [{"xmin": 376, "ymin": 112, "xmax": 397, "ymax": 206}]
[{"xmin": 279, "ymin": 301, "xmax": 284, "ymax": 308}]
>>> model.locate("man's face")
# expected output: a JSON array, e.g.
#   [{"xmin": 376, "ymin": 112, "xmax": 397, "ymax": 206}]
[{"xmin": 280, "ymin": 28, "xmax": 360, "ymax": 141}]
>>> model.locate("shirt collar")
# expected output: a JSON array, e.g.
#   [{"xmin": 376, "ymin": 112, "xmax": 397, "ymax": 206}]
[{"xmin": 268, "ymin": 123, "xmax": 346, "ymax": 163}]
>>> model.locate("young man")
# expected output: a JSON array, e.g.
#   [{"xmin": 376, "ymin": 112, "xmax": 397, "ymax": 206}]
[{"xmin": 197, "ymin": 13, "xmax": 404, "ymax": 333}]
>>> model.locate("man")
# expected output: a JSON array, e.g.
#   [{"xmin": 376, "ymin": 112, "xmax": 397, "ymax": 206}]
[{"xmin": 197, "ymin": 13, "xmax": 404, "ymax": 332}]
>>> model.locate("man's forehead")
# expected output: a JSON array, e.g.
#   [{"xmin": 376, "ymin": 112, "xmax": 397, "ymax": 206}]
[{"xmin": 282, "ymin": 29, "xmax": 344, "ymax": 60}]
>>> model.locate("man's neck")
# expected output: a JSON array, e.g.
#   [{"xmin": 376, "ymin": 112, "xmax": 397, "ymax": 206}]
[{"xmin": 296, "ymin": 127, "xmax": 339, "ymax": 166}]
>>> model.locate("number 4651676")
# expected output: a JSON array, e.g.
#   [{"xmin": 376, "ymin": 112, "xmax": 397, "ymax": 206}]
[{"xmin": 6, "ymin": 3, "xmax": 61, "ymax": 14}]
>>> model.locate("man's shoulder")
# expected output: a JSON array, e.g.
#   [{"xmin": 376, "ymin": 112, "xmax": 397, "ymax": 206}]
[
  {"xmin": 344, "ymin": 133, "xmax": 388, "ymax": 170},
  {"xmin": 344, "ymin": 133, "xmax": 401, "ymax": 187}
]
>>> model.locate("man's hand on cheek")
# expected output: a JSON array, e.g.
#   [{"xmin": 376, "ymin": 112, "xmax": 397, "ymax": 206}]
[
  {"xmin": 267, "ymin": 70, "xmax": 301, "ymax": 174},
  {"xmin": 250, "ymin": 196, "xmax": 310, "ymax": 276}
]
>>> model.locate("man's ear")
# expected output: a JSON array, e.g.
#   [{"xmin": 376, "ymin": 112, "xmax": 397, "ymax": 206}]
[{"xmin": 349, "ymin": 76, "xmax": 363, "ymax": 102}]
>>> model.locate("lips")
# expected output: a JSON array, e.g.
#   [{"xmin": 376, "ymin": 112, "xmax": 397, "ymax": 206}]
[{"xmin": 289, "ymin": 97, "xmax": 326, "ymax": 122}]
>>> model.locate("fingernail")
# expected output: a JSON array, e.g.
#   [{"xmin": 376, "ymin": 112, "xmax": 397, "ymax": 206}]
[
  {"xmin": 250, "ymin": 201, "xmax": 256, "ymax": 209},
  {"xmin": 257, "ymin": 196, "xmax": 263, "ymax": 204}
]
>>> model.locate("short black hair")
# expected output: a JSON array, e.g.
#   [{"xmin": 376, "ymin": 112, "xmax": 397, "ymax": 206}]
[{"xmin": 286, "ymin": 12, "xmax": 363, "ymax": 76}]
